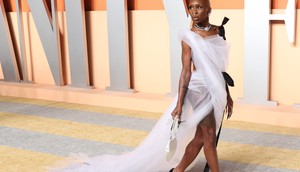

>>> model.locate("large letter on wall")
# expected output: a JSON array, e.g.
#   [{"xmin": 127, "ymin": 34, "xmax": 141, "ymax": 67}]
[
  {"xmin": 0, "ymin": 0, "xmax": 20, "ymax": 81},
  {"xmin": 163, "ymin": 0, "xmax": 190, "ymax": 95},
  {"xmin": 106, "ymin": 0, "xmax": 133, "ymax": 92},
  {"xmin": 27, "ymin": 0, "xmax": 63, "ymax": 86},
  {"xmin": 65, "ymin": 0, "xmax": 90, "ymax": 87},
  {"xmin": 16, "ymin": 0, "xmax": 29, "ymax": 82},
  {"xmin": 239, "ymin": 0, "xmax": 296, "ymax": 106}
]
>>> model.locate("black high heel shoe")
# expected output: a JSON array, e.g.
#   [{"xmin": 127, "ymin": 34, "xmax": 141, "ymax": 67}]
[{"xmin": 169, "ymin": 168, "xmax": 174, "ymax": 172}]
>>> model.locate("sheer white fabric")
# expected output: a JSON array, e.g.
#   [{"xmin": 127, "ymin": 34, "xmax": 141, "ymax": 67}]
[{"xmin": 49, "ymin": 29, "xmax": 229, "ymax": 172}]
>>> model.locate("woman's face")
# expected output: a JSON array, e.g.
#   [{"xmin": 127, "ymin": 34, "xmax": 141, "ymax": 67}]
[{"xmin": 188, "ymin": 0, "xmax": 211, "ymax": 23}]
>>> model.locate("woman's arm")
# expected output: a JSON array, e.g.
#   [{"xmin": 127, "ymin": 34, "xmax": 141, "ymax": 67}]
[{"xmin": 171, "ymin": 41, "xmax": 192, "ymax": 119}]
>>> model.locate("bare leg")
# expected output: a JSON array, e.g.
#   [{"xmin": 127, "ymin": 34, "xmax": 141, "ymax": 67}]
[
  {"xmin": 200, "ymin": 111, "xmax": 219, "ymax": 172},
  {"xmin": 173, "ymin": 124, "xmax": 204, "ymax": 172}
]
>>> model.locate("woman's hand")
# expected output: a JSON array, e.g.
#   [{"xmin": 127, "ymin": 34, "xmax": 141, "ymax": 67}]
[
  {"xmin": 171, "ymin": 105, "xmax": 182, "ymax": 119},
  {"xmin": 225, "ymin": 96, "xmax": 233, "ymax": 119}
]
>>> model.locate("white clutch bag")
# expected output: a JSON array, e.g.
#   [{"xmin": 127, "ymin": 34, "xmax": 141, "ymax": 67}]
[{"xmin": 166, "ymin": 116, "xmax": 180, "ymax": 161}]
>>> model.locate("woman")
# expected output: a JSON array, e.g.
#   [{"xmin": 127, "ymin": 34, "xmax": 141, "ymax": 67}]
[
  {"xmin": 50, "ymin": 0, "xmax": 232, "ymax": 171},
  {"xmin": 170, "ymin": 0, "xmax": 232, "ymax": 171}
]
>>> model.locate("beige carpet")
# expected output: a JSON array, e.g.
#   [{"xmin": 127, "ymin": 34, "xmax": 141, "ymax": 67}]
[{"xmin": 1, "ymin": 96, "xmax": 300, "ymax": 172}]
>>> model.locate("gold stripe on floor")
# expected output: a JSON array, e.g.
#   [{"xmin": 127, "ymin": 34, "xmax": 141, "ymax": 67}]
[
  {"xmin": 0, "ymin": 112, "xmax": 147, "ymax": 147},
  {"xmin": 223, "ymin": 120, "xmax": 300, "ymax": 136},
  {"xmin": 0, "ymin": 96, "xmax": 161, "ymax": 119},
  {"xmin": 0, "ymin": 145, "xmax": 63, "ymax": 172},
  {"xmin": 218, "ymin": 141, "xmax": 300, "ymax": 170}
]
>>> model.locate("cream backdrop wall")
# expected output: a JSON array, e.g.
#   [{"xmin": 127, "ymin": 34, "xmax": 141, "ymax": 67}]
[{"xmin": 270, "ymin": 9, "xmax": 300, "ymax": 105}]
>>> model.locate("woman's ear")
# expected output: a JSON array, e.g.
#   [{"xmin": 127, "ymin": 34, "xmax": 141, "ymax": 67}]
[{"xmin": 207, "ymin": 7, "xmax": 212, "ymax": 15}]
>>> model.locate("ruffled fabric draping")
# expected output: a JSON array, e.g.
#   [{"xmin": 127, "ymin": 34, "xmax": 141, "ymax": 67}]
[{"xmin": 48, "ymin": 29, "xmax": 229, "ymax": 172}]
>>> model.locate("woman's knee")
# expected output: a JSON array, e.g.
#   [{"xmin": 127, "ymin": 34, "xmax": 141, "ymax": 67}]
[{"xmin": 205, "ymin": 134, "xmax": 216, "ymax": 146}]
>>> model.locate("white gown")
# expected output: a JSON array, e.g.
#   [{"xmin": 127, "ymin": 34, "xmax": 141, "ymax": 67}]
[{"xmin": 49, "ymin": 29, "xmax": 230, "ymax": 172}]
